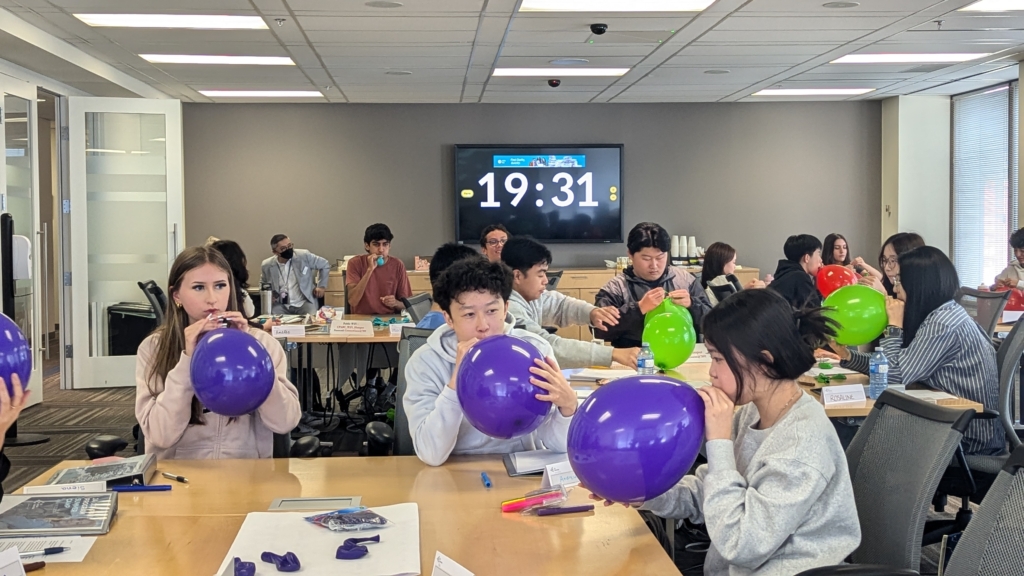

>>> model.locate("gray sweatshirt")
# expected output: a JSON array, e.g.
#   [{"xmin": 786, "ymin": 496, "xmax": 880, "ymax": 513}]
[
  {"xmin": 641, "ymin": 394, "xmax": 860, "ymax": 576},
  {"xmin": 507, "ymin": 289, "xmax": 614, "ymax": 369},
  {"xmin": 403, "ymin": 314, "xmax": 572, "ymax": 466}
]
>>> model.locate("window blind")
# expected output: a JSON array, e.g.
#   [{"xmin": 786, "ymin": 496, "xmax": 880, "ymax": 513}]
[{"xmin": 952, "ymin": 82, "xmax": 1018, "ymax": 288}]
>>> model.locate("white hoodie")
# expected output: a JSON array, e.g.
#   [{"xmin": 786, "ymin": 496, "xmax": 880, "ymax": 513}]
[{"xmin": 403, "ymin": 314, "xmax": 572, "ymax": 466}]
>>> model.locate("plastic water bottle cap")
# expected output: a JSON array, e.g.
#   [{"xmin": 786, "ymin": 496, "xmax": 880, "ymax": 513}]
[{"xmin": 641, "ymin": 342, "xmax": 650, "ymax": 347}]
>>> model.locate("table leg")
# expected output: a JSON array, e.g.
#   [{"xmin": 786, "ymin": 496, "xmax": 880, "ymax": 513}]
[{"xmin": 296, "ymin": 342, "xmax": 306, "ymax": 413}]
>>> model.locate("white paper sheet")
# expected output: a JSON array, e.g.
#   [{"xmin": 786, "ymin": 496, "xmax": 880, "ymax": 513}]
[
  {"xmin": 683, "ymin": 344, "xmax": 711, "ymax": 364},
  {"xmin": 0, "ymin": 548, "xmax": 23, "ymax": 576},
  {"xmin": 214, "ymin": 503, "xmax": 420, "ymax": 576},
  {"xmin": 570, "ymin": 368, "xmax": 637, "ymax": 382},
  {"xmin": 899, "ymin": 389, "xmax": 957, "ymax": 402},
  {"xmin": 806, "ymin": 366, "xmax": 859, "ymax": 377},
  {"xmin": 510, "ymin": 450, "xmax": 569, "ymax": 474},
  {"xmin": 0, "ymin": 537, "xmax": 96, "ymax": 562},
  {"xmin": 1003, "ymin": 311, "xmax": 1023, "ymax": 323}
]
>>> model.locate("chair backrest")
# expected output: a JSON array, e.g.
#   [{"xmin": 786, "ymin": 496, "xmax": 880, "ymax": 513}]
[
  {"xmin": 401, "ymin": 293, "xmax": 433, "ymax": 324},
  {"xmin": 137, "ymin": 280, "xmax": 167, "ymax": 326},
  {"xmin": 995, "ymin": 319, "xmax": 1024, "ymax": 451},
  {"xmin": 956, "ymin": 287, "xmax": 1011, "ymax": 339},
  {"xmin": 394, "ymin": 327, "xmax": 434, "ymax": 456},
  {"xmin": 945, "ymin": 446, "xmax": 1024, "ymax": 576},
  {"xmin": 545, "ymin": 270, "xmax": 564, "ymax": 291},
  {"xmin": 845, "ymin": 390, "xmax": 976, "ymax": 571},
  {"xmin": 709, "ymin": 283, "xmax": 738, "ymax": 304}
]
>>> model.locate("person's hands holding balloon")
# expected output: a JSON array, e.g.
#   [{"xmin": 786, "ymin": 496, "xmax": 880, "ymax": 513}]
[
  {"xmin": 529, "ymin": 357, "xmax": 576, "ymax": 417},
  {"xmin": 589, "ymin": 307, "xmax": 620, "ymax": 330},
  {"xmin": 667, "ymin": 289, "xmax": 691, "ymax": 308},
  {"xmin": 828, "ymin": 340, "xmax": 852, "ymax": 362},
  {"xmin": 447, "ymin": 338, "xmax": 479, "ymax": 390},
  {"xmin": 185, "ymin": 314, "xmax": 230, "ymax": 356},
  {"xmin": 885, "ymin": 296, "xmax": 904, "ymax": 329},
  {"xmin": 638, "ymin": 288, "xmax": 666, "ymax": 315},
  {"xmin": 696, "ymin": 386, "xmax": 734, "ymax": 441},
  {"xmin": 744, "ymin": 278, "xmax": 766, "ymax": 290},
  {"xmin": 0, "ymin": 375, "xmax": 29, "ymax": 451},
  {"xmin": 858, "ymin": 274, "xmax": 886, "ymax": 294},
  {"xmin": 583, "ymin": 483, "xmax": 643, "ymax": 509}
]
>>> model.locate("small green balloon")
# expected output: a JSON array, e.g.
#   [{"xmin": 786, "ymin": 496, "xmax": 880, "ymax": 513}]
[
  {"xmin": 642, "ymin": 311, "xmax": 697, "ymax": 371},
  {"xmin": 823, "ymin": 284, "xmax": 888, "ymax": 346}
]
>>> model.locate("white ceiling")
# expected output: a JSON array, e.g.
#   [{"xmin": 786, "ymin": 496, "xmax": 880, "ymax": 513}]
[{"xmin": 0, "ymin": 0, "xmax": 1021, "ymax": 102}]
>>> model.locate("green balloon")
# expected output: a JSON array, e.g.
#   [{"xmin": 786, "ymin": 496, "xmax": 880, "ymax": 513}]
[
  {"xmin": 823, "ymin": 284, "xmax": 888, "ymax": 346},
  {"xmin": 642, "ymin": 311, "xmax": 697, "ymax": 371},
  {"xmin": 644, "ymin": 298, "xmax": 693, "ymax": 327}
]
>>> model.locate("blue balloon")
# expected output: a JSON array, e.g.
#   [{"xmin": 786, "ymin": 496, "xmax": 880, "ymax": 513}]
[
  {"xmin": 0, "ymin": 313, "xmax": 31, "ymax": 394},
  {"xmin": 457, "ymin": 334, "xmax": 550, "ymax": 439},
  {"xmin": 190, "ymin": 329, "xmax": 275, "ymax": 417},
  {"xmin": 568, "ymin": 375, "xmax": 705, "ymax": 504}
]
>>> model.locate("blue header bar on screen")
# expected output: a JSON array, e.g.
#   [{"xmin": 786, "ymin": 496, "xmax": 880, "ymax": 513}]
[{"xmin": 493, "ymin": 155, "xmax": 586, "ymax": 168}]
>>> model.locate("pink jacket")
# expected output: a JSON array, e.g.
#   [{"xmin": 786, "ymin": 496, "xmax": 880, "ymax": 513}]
[{"xmin": 135, "ymin": 327, "xmax": 301, "ymax": 460}]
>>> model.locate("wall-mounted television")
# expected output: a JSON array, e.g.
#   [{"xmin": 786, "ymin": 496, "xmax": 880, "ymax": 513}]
[{"xmin": 455, "ymin": 145, "xmax": 623, "ymax": 244}]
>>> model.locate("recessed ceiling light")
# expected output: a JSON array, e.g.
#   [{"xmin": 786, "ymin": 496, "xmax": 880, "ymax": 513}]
[
  {"xmin": 493, "ymin": 68, "xmax": 629, "ymax": 77},
  {"xmin": 365, "ymin": 1, "xmax": 403, "ymax": 7},
  {"xmin": 11, "ymin": 138, "xmax": 27, "ymax": 142},
  {"xmin": 385, "ymin": 70, "xmax": 413, "ymax": 75},
  {"xmin": 141, "ymin": 55, "xmax": 294, "ymax": 65},
  {"xmin": 199, "ymin": 90, "xmax": 325, "ymax": 98},
  {"xmin": 74, "ymin": 14, "xmax": 268, "ymax": 29},
  {"xmin": 4, "ymin": 118, "xmax": 26, "ymax": 123},
  {"xmin": 832, "ymin": 53, "xmax": 991, "ymax": 63},
  {"xmin": 704, "ymin": 69, "xmax": 730, "ymax": 75},
  {"xmin": 823, "ymin": 1, "xmax": 860, "ymax": 7},
  {"xmin": 85, "ymin": 148, "xmax": 126, "ymax": 154},
  {"xmin": 520, "ymin": 0, "xmax": 713, "ymax": 11},
  {"xmin": 753, "ymin": 88, "xmax": 875, "ymax": 96},
  {"xmin": 36, "ymin": 99, "xmax": 45, "ymax": 102},
  {"xmin": 961, "ymin": 0, "xmax": 1024, "ymax": 10},
  {"xmin": 150, "ymin": 138, "xmax": 166, "ymax": 142},
  {"xmin": 549, "ymin": 58, "xmax": 590, "ymax": 65}
]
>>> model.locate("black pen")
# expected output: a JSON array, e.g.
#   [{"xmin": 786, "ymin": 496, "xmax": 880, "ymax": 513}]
[
  {"xmin": 20, "ymin": 547, "xmax": 68, "ymax": 558},
  {"xmin": 162, "ymin": 471, "xmax": 189, "ymax": 484}
]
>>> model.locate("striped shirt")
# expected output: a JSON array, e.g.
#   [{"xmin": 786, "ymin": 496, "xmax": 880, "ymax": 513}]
[{"xmin": 842, "ymin": 300, "xmax": 1004, "ymax": 456}]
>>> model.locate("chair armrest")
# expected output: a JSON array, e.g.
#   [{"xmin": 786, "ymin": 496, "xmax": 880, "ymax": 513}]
[{"xmin": 795, "ymin": 566, "xmax": 918, "ymax": 576}]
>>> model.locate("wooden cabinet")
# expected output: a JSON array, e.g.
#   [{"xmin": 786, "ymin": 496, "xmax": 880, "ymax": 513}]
[
  {"xmin": 554, "ymin": 289, "xmax": 582, "ymax": 341},
  {"xmin": 408, "ymin": 271, "xmax": 431, "ymax": 295}
]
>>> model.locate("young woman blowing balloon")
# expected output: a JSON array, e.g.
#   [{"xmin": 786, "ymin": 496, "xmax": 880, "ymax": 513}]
[
  {"xmin": 135, "ymin": 246, "xmax": 300, "ymax": 460},
  {"xmin": 588, "ymin": 289, "xmax": 859, "ymax": 575}
]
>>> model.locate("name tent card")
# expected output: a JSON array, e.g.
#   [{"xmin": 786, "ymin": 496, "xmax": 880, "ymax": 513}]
[{"xmin": 821, "ymin": 384, "xmax": 867, "ymax": 406}]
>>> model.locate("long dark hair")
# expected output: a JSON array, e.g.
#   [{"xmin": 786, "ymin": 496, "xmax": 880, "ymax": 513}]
[
  {"xmin": 898, "ymin": 246, "xmax": 959, "ymax": 346},
  {"xmin": 701, "ymin": 242, "xmax": 736, "ymax": 289},
  {"xmin": 822, "ymin": 233, "xmax": 851, "ymax": 266},
  {"xmin": 879, "ymin": 232, "xmax": 925, "ymax": 295},
  {"xmin": 702, "ymin": 289, "xmax": 837, "ymax": 401},
  {"xmin": 210, "ymin": 240, "xmax": 250, "ymax": 310}
]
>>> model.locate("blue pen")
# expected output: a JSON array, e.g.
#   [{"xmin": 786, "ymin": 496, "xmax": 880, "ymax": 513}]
[
  {"xmin": 480, "ymin": 472, "xmax": 492, "ymax": 488},
  {"xmin": 111, "ymin": 484, "xmax": 171, "ymax": 492}
]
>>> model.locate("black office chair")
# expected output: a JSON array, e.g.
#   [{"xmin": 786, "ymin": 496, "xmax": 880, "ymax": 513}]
[
  {"xmin": 795, "ymin": 391, "xmax": 975, "ymax": 574},
  {"xmin": 400, "ymin": 293, "xmax": 433, "ymax": 324},
  {"xmin": 545, "ymin": 270, "xmax": 564, "ymax": 291},
  {"xmin": 137, "ymin": 280, "xmax": 167, "ymax": 326},
  {"xmin": 955, "ymin": 287, "xmax": 1011, "ymax": 341},
  {"xmin": 86, "ymin": 427, "xmax": 329, "ymax": 459},
  {"xmin": 708, "ymin": 283, "xmax": 738, "ymax": 304},
  {"xmin": 364, "ymin": 327, "xmax": 433, "ymax": 456}
]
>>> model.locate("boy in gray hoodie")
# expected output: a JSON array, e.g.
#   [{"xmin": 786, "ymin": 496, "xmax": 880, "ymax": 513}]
[
  {"xmin": 403, "ymin": 258, "xmax": 578, "ymax": 466},
  {"xmin": 501, "ymin": 237, "xmax": 640, "ymax": 370}
]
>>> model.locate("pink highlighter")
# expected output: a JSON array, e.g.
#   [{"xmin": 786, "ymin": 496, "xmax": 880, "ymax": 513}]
[{"xmin": 500, "ymin": 486, "xmax": 567, "ymax": 513}]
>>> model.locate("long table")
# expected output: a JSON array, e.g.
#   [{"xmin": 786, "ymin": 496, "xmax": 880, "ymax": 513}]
[{"xmin": 20, "ymin": 456, "xmax": 676, "ymax": 575}]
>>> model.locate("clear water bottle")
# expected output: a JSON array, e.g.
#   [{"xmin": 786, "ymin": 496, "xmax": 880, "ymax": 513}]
[
  {"xmin": 869, "ymin": 348, "xmax": 889, "ymax": 400},
  {"xmin": 638, "ymin": 342, "xmax": 656, "ymax": 375}
]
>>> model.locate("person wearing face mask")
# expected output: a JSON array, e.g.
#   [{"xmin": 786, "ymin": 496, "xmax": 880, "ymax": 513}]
[
  {"xmin": 347, "ymin": 223, "xmax": 413, "ymax": 315},
  {"xmin": 594, "ymin": 222, "xmax": 712, "ymax": 349},
  {"xmin": 260, "ymin": 234, "xmax": 331, "ymax": 316}
]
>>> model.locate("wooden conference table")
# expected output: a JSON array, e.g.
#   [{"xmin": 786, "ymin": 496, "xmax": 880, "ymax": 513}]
[{"xmin": 19, "ymin": 456, "xmax": 676, "ymax": 575}]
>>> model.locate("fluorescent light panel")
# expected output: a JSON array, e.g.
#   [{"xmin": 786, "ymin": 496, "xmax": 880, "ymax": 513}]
[
  {"xmin": 520, "ymin": 0, "xmax": 714, "ymax": 10},
  {"xmin": 74, "ymin": 14, "xmax": 268, "ymax": 29},
  {"xmin": 199, "ymin": 90, "xmax": 324, "ymax": 98},
  {"xmin": 493, "ymin": 68, "xmax": 629, "ymax": 77},
  {"xmin": 960, "ymin": 0, "xmax": 1024, "ymax": 10},
  {"xmin": 753, "ymin": 88, "xmax": 875, "ymax": 96},
  {"xmin": 832, "ymin": 53, "xmax": 990, "ymax": 64},
  {"xmin": 141, "ymin": 55, "xmax": 294, "ymax": 65}
]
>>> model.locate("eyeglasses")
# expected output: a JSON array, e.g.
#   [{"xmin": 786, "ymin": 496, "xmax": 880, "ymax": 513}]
[
  {"xmin": 881, "ymin": 256, "xmax": 899, "ymax": 268},
  {"xmin": 276, "ymin": 243, "xmax": 294, "ymax": 252},
  {"xmin": 486, "ymin": 239, "xmax": 507, "ymax": 247}
]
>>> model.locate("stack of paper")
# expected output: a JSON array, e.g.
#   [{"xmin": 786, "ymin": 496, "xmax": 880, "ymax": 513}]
[
  {"xmin": 899, "ymin": 389, "xmax": 957, "ymax": 403},
  {"xmin": 806, "ymin": 365, "xmax": 859, "ymax": 377},
  {"xmin": 509, "ymin": 450, "xmax": 568, "ymax": 475},
  {"xmin": 215, "ymin": 503, "xmax": 420, "ymax": 576},
  {"xmin": 569, "ymin": 368, "xmax": 637, "ymax": 382}
]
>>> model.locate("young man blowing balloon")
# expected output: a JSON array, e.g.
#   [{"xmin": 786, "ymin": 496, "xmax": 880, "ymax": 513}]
[
  {"xmin": 135, "ymin": 246, "xmax": 301, "ymax": 460},
  {"xmin": 403, "ymin": 258, "xmax": 577, "ymax": 467},
  {"xmin": 589, "ymin": 290, "xmax": 860, "ymax": 575}
]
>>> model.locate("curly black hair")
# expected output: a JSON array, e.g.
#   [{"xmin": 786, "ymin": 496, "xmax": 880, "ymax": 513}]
[{"xmin": 433, "ymin": 258, "xmax": 513, "ymax": 313}]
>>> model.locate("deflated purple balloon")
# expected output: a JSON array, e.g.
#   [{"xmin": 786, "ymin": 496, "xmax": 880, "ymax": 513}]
[
  {"xmin": 456, "ymin": 334, "xmax": 550, "ymax": 439},
  {"xmin": 568, "ymin": 375, "xmax": 705, "ymax": 504},
  {"xmin": 190, "ymin": 329, "xmax": 275, "ymax": 417},
  {"xmin": 0, "ymin": 313, "xmax": 31, "ymax": 394}
]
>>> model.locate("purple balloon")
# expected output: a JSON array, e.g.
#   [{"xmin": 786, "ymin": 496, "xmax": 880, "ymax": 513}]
[
  {"xmin": 0, "ymin": 313, "xmax": 31, "ymax": 395},
  {"xmin": 190, "ymin": 329, "xmax": 275, "ymax": 417},
  {"xmin": 456, "ymin": 334, "xmax": 550, "ymax": 439},
  {"xmin": 568, "ymin": 375, "xmax": 705, "ymax": 504}
]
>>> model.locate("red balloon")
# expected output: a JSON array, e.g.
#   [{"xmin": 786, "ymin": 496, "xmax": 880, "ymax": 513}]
[
  {"xmin": 816, "ymin": 265, "xmax": 857, "ymax": 298},
  {"xmin": 995, "ymin": 287, "xmax": 1024, "ymax": 311}
]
